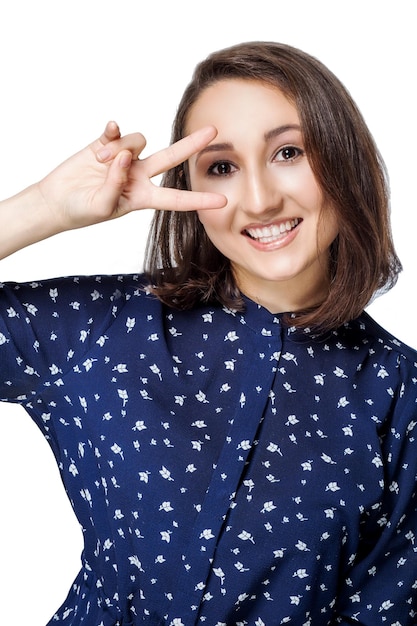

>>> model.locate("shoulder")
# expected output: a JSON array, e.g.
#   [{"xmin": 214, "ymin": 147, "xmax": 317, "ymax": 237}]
[
  {"xmin": 0, "ymin": 272, "xmax": 153, "ymax": 309},
  {"xmin": 345, "ymin": 312, "xmax": 417, "ymax": 399},
  {"xmin": 0, "ymin": 273, "xmax": 160, "ymax": 400},
  {"xmin": 353, "ymin": 311, "xmax": 417, "ymax": 363}
]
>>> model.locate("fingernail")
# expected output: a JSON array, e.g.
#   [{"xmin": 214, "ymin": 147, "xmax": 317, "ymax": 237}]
[
  {"xmin": 97, "ymin": 148, "xmax": 111, "ymax": 162},
  {"xmin": 120, "ymin": 153, "xmax": 132, "ymax": 168}
]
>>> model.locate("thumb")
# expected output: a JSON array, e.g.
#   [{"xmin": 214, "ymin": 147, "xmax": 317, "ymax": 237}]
[{"xmin": 98, "ymin": 150, "xmax": 133, "ymax": 209}]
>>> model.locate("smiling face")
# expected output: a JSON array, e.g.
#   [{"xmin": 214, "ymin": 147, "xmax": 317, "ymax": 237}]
[{"xmin": 186, "ymin": 79, "xmax": 339, "ymax": 313}]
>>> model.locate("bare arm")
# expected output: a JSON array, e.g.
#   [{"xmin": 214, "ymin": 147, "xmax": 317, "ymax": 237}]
[{"xmin": 0, "ymin": 122, "xmax": 226, "ymax": 260}]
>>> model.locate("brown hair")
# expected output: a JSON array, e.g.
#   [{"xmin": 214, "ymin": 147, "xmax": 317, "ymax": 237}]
[{"xmin": 144, "ymin": 41, "xmax": 401, "ymax": 332}]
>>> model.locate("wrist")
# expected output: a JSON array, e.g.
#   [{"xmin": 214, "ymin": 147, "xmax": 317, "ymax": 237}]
[{"xmin": 0, "ymin": 182, "xmax": 65, "ymax": 260}]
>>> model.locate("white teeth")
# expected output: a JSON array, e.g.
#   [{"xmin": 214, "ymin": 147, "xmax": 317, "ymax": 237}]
[{"xmin": 246, "ymin": 218, "xmax": 300, "ymax": 243}]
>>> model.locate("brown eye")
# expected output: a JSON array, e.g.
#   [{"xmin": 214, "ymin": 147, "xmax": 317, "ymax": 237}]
[
  {"xmin": 207, "ymin": 161, "xmax": 236, "ymax": 176},
  {"xmin": 276, "ymin": 146, "xmax": 303, "ymax": 162}
]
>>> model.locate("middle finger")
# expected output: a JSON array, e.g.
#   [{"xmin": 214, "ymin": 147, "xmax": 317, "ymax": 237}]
[{"xmin": 141, "ymin": 126, "xmax": 218, "ymax": 178}]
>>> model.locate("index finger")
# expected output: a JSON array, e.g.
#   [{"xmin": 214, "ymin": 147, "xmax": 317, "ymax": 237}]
[{"xmin": 142, "ymin": 126, "xmax": 219, "ymax": 178}]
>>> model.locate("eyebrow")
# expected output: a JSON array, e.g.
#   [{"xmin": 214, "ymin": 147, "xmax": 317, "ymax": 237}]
[
  {"xmin": 264, "ymin": 124, "xmax": 301, "ymax": 141},
  {"xmin": 195, "ymin": 142, "xmax": 233, "ymax": 165},
  {"xmin": 194, "ymin": 124, "xmax": 302, "ymax": 164}
]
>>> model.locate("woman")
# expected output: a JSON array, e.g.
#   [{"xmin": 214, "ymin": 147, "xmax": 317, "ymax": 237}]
[{"xmin": 1, "ymin": 42, "xmax": 416, "ymax": 625}]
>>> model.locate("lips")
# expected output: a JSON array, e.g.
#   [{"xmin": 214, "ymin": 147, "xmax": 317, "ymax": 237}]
[{"xmin": 244, "ymin": 218, "xmax": 301, "ymax": 243}]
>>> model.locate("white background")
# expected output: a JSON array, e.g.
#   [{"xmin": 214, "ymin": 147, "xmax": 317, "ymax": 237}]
[{"xmin": 0, "ymin": 1, "xmax": 415, "ymax": 623}]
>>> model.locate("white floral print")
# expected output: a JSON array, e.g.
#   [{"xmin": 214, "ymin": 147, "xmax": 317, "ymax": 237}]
[{"xmin": 0, "ymin": 274, "xmax": 416, "ymax": 625}]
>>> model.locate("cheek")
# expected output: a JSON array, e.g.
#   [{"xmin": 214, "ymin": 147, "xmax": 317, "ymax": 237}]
[
  {"xmin": 197, "ymin": 211, "xmax": 222, "ymax": 237},
  {"xmin": 299, "ymin": 175, "xmax": 323, "ymax": 208},
  {"xmin": 197, "ymin": 206, "xmax": 232, "ymax": 233}
]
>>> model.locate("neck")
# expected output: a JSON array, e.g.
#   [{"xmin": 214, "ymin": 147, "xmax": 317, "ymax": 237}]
[{"xmin": 235, "ymin": 268, "xmax": 330, "ymax": 315}]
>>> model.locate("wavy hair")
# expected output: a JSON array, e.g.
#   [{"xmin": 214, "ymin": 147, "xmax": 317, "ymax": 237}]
[{"xmin": 144, "ymin": 41, "xmax": 401, "ymax": 332}]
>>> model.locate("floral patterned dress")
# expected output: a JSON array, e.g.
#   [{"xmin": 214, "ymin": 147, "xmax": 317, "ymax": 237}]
[{"xmin": 1, "ymin": 274, "xmax": 416, "ymax": 625}]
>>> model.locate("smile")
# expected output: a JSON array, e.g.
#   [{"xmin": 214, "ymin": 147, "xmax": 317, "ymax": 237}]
[{"xmin": 244, "ymin": 218, "xmax": 300, "ymax": 243}]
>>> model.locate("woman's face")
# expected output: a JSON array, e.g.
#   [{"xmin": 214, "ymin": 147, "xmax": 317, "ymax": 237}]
[{"xmin": 186, "ymin": 79, "xmax": 339, "ymax": 313}]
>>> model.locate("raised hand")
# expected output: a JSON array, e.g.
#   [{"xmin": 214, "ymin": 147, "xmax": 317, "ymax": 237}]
[
  {"xmin": 0, "ymin": 122, "xmax": 226, "ymax": 259},
  {"xmin": 39, "ymin": 122, "xmax": 227, "ymax": 231}
]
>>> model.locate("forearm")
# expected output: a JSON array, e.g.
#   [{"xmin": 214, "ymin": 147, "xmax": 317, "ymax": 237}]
[{"xmin": 0, "ymin": 182, "xmax": 63, "ymax": 260}]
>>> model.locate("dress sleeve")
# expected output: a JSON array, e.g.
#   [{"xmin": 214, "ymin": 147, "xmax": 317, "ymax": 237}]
[
  {"xmin": 334, "ymin": 357, "xmax": 417, "ymax": 625},
  {"xmin": 0, "ymin": 275, "xmax": 126, "ymax": 404}
]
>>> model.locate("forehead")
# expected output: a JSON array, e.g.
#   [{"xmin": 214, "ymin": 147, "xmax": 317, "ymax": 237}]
[{"xmin": 186, "ymin": 78, "xmax": 299, "ymax": 134}]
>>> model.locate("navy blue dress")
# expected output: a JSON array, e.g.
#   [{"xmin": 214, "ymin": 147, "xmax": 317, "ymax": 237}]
[{"xmin": 1, "ymin": 274, "xmax": 416, "ymax": 625}]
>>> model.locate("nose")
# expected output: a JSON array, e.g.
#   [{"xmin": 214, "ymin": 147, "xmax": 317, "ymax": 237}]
[{"xmin": 240, "ymin": 165, "xmax": 282, "ymax": 217}]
